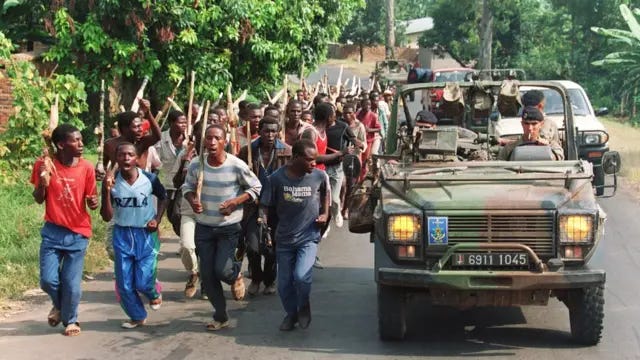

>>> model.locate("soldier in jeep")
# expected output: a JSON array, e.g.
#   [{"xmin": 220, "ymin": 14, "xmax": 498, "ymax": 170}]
[{"xmin": 498, "ymin": 106, "xmax": 564, "ymax": 160}]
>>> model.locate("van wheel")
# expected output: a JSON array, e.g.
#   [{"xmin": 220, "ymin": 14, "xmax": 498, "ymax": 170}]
[
  {"xmin": 566, "ymin": 285, "xmax": 604, "ymax": 345},
  {"xmin": 377, "ymin": 285, "xmax": 406, "ymax": 341}
]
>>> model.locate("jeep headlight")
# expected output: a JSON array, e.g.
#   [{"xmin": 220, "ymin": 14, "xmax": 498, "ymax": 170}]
[
  {"xmin": 559, "ymin": 215, "xmax": 594, "ymax": 243},
  {"xmin": 581, "ymin": 131, "xmax": 608, "ymax": 145},
  {"xmin": 388, "ymin": 215, "xmax": 421, "ymax": 242}
]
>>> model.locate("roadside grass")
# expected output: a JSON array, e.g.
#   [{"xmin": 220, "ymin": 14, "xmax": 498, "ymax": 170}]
[
  {"xmin": 0, "ymin": 153, "xmax": 109, "ymax": 301},
  {"xmin": 601, "ymin": 117, "xmax": 640, "ymax": 186}
]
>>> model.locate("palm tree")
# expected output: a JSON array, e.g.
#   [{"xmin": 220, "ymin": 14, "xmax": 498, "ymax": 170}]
[{"xmin": 592, "ymin": 4, "xmax": 640, "ymax": 88}]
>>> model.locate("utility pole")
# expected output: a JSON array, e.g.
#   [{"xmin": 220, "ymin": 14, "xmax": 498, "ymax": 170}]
[
  {"xmin": 385, "ymin": 0, "xmax": 396, "ymax": 59},
  {"xmin": 478, "ymin": 0, "xmax": 493, "ymax": 79}
]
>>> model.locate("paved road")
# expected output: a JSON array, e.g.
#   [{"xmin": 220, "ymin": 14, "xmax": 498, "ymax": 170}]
[
  {"xmin": 1, "ymin": 192, "xmax": 638, "ymax": 360},
  {"xmin": 2, "ymin": 66, "xmax": 640, "ymax": 359}
]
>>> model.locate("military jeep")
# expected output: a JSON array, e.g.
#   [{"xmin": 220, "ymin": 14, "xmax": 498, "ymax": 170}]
[{"xmin": 360, "ymin": 81, "xmax": 621, "ymax": 344}]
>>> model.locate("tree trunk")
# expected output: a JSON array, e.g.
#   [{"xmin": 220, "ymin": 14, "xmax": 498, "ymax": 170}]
[
  {"xmin": 359, "ymin": 44, "xmax": 364, "ymax": 63},
  {"xmin": 478, "ymin": 0, "xmax": 492, "ymax": 80},
  {"xmin": 385, "ymin": 0, "xmax": 395, "ymax": 59}
]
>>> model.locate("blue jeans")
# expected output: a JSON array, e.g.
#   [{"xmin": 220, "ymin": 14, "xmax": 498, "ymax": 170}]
[
  {"xmin": 325, "ymin": 164, "xmax": 344, "ymax": 218},
  {"xmin": 40, "ymin": 222, "xmax": 88, "ymax": 326},
  {"xmin": 276, "ymin": 240, "xmax": 318, "ymax": 317},
  {"xmin": 195, "ymin": 223, "xmax": 242, "ymax": 322}
]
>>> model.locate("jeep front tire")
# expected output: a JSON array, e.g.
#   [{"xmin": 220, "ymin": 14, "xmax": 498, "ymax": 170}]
[
  {"xmin": 377, "ymin": 284, "xmax": 407, "ymax": 341},
  {"xmin": 566, "ymin": 285, "xmax": 605, "ymax": 345}
]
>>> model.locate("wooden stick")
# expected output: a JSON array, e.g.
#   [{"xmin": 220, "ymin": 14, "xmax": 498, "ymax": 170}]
[
  {"xmin": 130, "ymin": 77, "xmax": 149, "ymax": 113},
  {"xmin": 336, "ymin": 65, "xmax": 344, "ymax": 91},
  {"xmin": 280, "ymin": 75, "xmax": 289, "ymax": 141},
  {"xmin": 246, "ymin": 115, "xmax": 253, "ymax": 173},
  {"xmin": 269, "ymin": 88, "xmax": 286, "ymax": 105},
  {"xmin": 193, "ymin": 99, "xmax": 206, "ymax": 127},
  {"xmin": 323, "ymin": 70, "xmax": 329, "ymax": 93},
  {"xmin": 157, "ymin": 78, "xmax": 183, "ymax": 129},
  {"xmin": 233, "ymin": 90, "xmax": 248, "ymax": 108},
  {"xmin": 227, "ymin": 84, "xmax": 238, "ymax": 155},
  {"xmin": 196, "ymin": 100, "xmax": 210, "ymax": 202},
  {"xmin": 95, "ymin": 79, "xmax": 106, "ymax": 175},
  {"xmin": 186, "ymin": 71, "xmax": 196, "ymax": 138},
  {"xmin": 168, "ymin": 98, "xmax": 183, "ymax": 112},
  {"xmin": 300, "ymin": 60, "xmax": 306, "ymax": 91},
  {"xmin": 40, "ymin": 94, "xmax": 60, "ymax": 186}
]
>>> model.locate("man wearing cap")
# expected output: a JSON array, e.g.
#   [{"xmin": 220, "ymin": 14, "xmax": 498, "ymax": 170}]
[
  {"xmin": 522, "ymin": 90, "xmax": 560, "ymax": 145},
  {"xmin": 497, "ymin": 106, "xmax": 564, "ymax": 161},
  {"xmin": 412, "ymin": 109, "xmax": 438, "ymax": 141}
]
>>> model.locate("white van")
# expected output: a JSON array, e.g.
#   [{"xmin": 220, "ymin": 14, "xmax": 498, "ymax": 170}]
[{"xmin": 493, "ymin": 80, "xmax": 611, "ymax": 195}]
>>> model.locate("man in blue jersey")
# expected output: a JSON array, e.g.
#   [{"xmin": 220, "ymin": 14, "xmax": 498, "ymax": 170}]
[
  {"xmin": 260, "ymin": 139, "xmax": 330, "ymax": 331},
  {"xmin": 182, "ymin": 124, "xmax": 262, "ymax": 331},
  {"xmin": 100, "ymin": 142, "xmax": 168, "ymax": 329}
]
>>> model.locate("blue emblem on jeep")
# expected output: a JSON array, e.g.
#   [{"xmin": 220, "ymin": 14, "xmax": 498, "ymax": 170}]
[{"xmin": 428, "ymin": 217, "xmax": 448, "ymax": 245}]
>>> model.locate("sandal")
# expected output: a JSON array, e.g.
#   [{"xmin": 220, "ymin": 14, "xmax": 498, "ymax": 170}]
[
  {"xmin": 121, "ymin": 319, "xmax": 146, "ymax": 329},
  {"xmin": 47, "ymin": 307, "xmax": 61, "ymax": 327},
  {"xmin": 63, "ymin": 322, "xmax": 81, "ymax": 336},
  {"xmin": 149, "ymin": 296, "xmax": 162, "ymax": 311},
  {"xmin": 205, "ymin": 320, "xmax": 229, "ymax": 331}
]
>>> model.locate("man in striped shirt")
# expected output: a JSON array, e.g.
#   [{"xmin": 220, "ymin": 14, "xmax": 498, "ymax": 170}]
[{"xmin": 182, "ymin": 124, "xmax": 262, "ymax": 331}]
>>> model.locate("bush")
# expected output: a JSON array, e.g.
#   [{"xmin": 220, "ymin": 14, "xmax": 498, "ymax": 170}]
[
  {"xmin": 0, "ymin": 167, "xmax": 109, "ymax": 301},
  {"xmin": 0, "ymin": 31, "xmax": 87, "ymax": 181}
]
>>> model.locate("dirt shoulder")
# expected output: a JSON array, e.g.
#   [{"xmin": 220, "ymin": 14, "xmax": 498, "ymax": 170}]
[{"xmin": 601, "ymin": 117, "xmax": 640, "ymax": 195}]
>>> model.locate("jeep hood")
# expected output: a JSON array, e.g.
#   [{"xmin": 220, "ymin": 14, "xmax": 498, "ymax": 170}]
[{"xmin": 382, "ymin": 168, "xmax": 593, "ymax": 211}]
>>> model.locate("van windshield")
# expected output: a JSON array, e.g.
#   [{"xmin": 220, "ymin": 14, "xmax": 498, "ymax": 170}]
[{"xmin": 540, "ymin": 89, "xmax": 590, "ymax": 116}]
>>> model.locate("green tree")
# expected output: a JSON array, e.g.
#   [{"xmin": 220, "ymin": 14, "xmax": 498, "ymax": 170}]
[
  {"xmin": 2, "ymin": 0, "xmax": 362, "ymax": 118},
  {"xmin": 592, "ymin": 3, "xmax": 640, "ymax": 121},
  {"xmin": 395, "ymin": 0, "xmax": 433, "ymax": 21},
  {"xmin": 340, "ymin": 0, "xmax": 384, "ymax": 62},
  {"xmin": 0, "ymin": 31, "xmax": 87, "ymax": 174}
]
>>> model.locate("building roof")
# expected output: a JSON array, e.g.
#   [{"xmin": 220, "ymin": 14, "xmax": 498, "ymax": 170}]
[{"xmin": 403, "ymin": 17, "xmax": 433, "ymax": 35}]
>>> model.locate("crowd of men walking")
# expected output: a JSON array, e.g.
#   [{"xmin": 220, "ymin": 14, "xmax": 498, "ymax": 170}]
[{"xmin": 31, "ymin": 84, "xmax": 395, "ymax": 335}]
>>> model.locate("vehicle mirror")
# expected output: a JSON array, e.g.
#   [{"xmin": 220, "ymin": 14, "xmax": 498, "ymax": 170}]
[
  {"xmin": 602, "ymin": 151, "xmax": 621, "ymax": 174},
  {"xmin": 595, "ymin": 107, "xmax": 609, "ymax": 116}
]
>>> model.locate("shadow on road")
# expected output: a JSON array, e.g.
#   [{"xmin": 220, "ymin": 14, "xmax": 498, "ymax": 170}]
[{"xmin": 0, "ymin": 263, "xmax": 585, "ymax": 357}]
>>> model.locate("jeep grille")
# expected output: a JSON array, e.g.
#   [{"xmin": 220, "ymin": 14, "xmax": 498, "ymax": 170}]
[{"xmin": 444, "ymin": 212, "xmax": 555, "ymax": 258}]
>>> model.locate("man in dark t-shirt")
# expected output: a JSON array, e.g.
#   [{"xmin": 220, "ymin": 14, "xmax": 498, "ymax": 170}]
[
  {"xmin": 324, "ymin": 106, "xmax": 363, "ymax": 228},
  {"xmin": 260, "ymin": 139, "xmax": 330, "ymax": 331}
]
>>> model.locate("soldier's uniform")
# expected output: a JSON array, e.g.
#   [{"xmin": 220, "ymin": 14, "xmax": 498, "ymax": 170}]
[{"xmin": 497, "ymin": 133, "xmax": 564, "ymax": 161}]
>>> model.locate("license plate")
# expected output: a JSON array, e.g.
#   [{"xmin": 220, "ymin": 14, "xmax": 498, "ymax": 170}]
[{"xmin": 452, "ymin": 253, "xmax": 529, "ymax": 267}]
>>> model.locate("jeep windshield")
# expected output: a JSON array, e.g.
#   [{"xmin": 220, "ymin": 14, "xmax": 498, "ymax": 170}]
[{"xmin": 388, "ymin": 81, "xmax": 580, "ymax": 163}]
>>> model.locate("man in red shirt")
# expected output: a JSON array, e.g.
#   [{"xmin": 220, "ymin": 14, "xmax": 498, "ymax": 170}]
[
  {"xmin": 31, "ymin": 124, "xmax": 98, "ymax": 336},
  {"xmin": 356, "ymin": 98, "xmax": 381, "ymax": 181}
]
